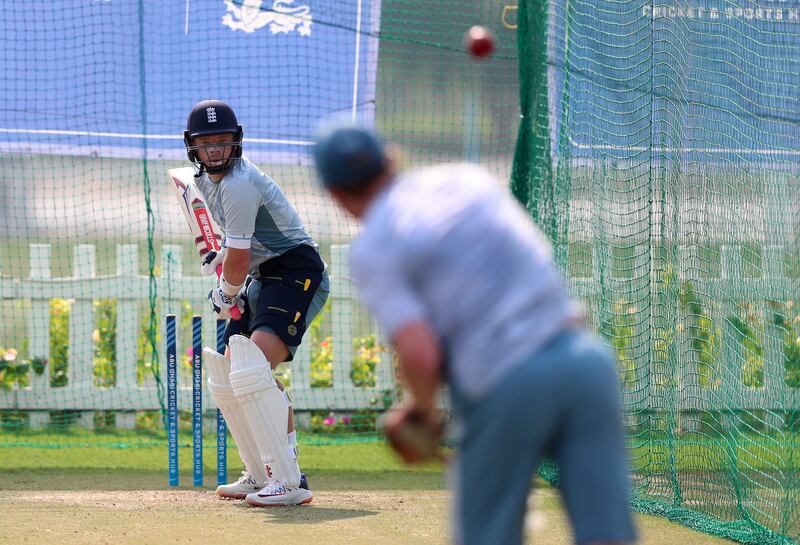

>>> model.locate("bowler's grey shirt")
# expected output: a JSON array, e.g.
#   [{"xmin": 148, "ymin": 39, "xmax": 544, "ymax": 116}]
[
  {"xmin": 349, "ymin": 163, "xmax": 581, "ymax": 401},
  {"xmin": 195, "ymin": 156, "xmax": 318, "ymax": 277}
]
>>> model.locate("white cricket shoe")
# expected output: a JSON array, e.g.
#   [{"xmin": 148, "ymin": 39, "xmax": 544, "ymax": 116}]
[
  {"xmin": 215, "ymin": 472, "xmax": 265, "ymax": 499},
  {"xmin": 245, "ymin": 480, "xmax": 313, "ymax": 506}
]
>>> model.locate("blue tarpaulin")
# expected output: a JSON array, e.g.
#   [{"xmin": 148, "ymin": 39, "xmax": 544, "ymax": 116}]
[
  {"xmin": 0, "ymin": 1, "xmax": 381, "ymax": 160},
  {"xmin": 550, "ymin": 0, "xmax": 799, "ymax": 162}
]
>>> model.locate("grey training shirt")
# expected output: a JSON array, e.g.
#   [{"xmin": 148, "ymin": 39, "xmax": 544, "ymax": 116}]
[
  {"xmin": 195, "ymin": 156, "xmax": 318, "ymax": 277},
  {"xmin": 349, "ymin": 163, "xmax": 581, "ymax": 401}
]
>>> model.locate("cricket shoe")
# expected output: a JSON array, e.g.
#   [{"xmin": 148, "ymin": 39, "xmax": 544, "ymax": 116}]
[
  {"xmin": 245, "ymin": 480, "xmax": 313, "ymax": 506},
  {"xmin": 216, "ymin": 472, "xmax": 265, "ymax": 499}
]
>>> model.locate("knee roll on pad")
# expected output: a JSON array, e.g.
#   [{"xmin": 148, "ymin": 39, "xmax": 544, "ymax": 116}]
[
  {"xmin": 204, "ymin": 348, "xmax": 268, "ymax": 484},
  {"xmin": 228, "ymin": 335, "xmax": 302, "ymax": 487}
]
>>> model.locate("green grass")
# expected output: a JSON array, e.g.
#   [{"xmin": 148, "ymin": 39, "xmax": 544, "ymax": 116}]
[
  {"xmin": 628, "ymin": 433, "xmax": 800, "ymax": 473},
  {"xmin": 0, "ymin": 431, "xmax": 761, "ymax": 544},
  {"xmin": 0, "ymin": 429, "xmax": 444, "ymax": 492},
  {"xmin": 8, "ymin": 428, "xmax": 799, "ymax": 473}
]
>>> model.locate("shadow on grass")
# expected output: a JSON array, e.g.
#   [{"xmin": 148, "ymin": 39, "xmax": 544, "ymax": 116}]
[{"xmin": 0, "ymin": 468, "xmax": 447, "ymax": 492}]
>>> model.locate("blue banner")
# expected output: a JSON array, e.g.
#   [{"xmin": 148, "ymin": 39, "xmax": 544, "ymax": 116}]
[
  {"xmin": 0, "ymin": 1, "xmax": 382, "ymax": 160},
  {"xmin": 550, "ymin": 0, "xmax": 800, "ymax": 163}
]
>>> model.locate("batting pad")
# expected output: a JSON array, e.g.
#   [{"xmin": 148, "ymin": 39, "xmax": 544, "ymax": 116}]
[
  {"xmin": 203, "ymin": 347, "xmax": 269, "ymax": 485},
  {"xmin": 228, "ymin": 335, "xmax": 302, "ymax": 488}
]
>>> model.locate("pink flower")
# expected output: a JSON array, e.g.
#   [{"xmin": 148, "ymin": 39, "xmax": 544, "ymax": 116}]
[
  {"xmin": 323, "ymin": 417, "xmax": 335, "ymax": 426},
  {"xmin": 340, "ymin": 416, "xmax": 351, "ymax": 425},
  {"xmin": 186, "ymin": 348, "xmax": 193, "ymax": 357}
]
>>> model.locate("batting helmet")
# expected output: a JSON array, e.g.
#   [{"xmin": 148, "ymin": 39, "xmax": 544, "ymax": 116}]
[{"xmin": 184, "ymin": 99, "xmax": 243, "ymax": 175}]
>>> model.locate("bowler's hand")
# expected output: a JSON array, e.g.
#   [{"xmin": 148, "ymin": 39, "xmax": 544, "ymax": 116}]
[{"xmin": 383, "ymin": 404, "xmax": 445, "ymax": 465}]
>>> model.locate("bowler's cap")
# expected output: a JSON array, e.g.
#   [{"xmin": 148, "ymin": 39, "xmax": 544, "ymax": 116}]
[{"xmin": 313, "ymin": 122, "xmax": 387, "ymax": 189}]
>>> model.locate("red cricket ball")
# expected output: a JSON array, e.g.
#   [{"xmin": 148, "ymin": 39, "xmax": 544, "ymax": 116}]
[{"xmin": 464, "ymin": 25, "xmax": 496, "ymax": 59}]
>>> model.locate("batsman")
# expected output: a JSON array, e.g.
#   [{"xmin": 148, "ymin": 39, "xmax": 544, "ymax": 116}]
[{"xmin": 183, "ymin": 99, "xmax": 329, "ymax": 506}]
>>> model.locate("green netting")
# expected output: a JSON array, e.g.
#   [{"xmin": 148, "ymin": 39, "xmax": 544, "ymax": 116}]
[
  {"xmin": 2, "ymin": 1, "xmax": 799, "ymax": 543},
  {"xmin": 0, "ymin": 0, "xmax": 517, "ymax": 480},
  {"xmin": 515, "ymin": 0, "xmax": 800, "ymax": 543}
]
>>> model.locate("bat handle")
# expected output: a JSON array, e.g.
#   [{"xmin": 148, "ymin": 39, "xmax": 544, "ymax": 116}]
[{"xmin": 216, "ymin": 264, "xmax": 242, "ymax": 320}]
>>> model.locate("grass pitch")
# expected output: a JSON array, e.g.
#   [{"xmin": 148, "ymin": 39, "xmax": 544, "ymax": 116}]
[{"xmin": 0, "ymin": 435, "xmax": 737, "ymax": 544}]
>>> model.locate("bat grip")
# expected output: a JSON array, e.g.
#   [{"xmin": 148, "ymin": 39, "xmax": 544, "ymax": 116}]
[{"xmin": 216, "ymin": 264, "xmax": 242, "ymax": 320}]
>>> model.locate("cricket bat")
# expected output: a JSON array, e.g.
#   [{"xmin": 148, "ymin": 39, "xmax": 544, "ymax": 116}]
[{"xmin": 168, "ymin": 167, "xmax": 241, "ymax": 320}]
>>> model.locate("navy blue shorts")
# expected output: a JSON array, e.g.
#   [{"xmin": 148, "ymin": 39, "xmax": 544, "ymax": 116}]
[{"xmin": 223, "ymin": 245, "xmax": 329, "ymax": 360}]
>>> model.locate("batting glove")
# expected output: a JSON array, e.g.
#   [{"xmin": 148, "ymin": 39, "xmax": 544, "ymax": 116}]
[
  {"xmin": 208, "ymin": 286, "xmax": 244, "ymax": 320},
  {"xmin": 200, "ymin": 246, "xmax": 226, "ymax": 277}
]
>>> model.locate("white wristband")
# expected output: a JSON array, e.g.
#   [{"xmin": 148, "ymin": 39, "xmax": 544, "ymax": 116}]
[{"xmin": 219, "ymin": 275, "xmax": 244, "ymax": 297}]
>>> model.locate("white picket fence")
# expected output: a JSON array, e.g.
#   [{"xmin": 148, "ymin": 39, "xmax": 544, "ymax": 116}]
[
  {"xmin": 2, "ymin": 241, "xmax": 799, "ymax": 431},
  {"xmin": 571, "ymin": 243, "xmax": 800, "ymax": 431},
  {"xmin": 0, "ymin": 244, "xmax": 394, "ymax": 429}
]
